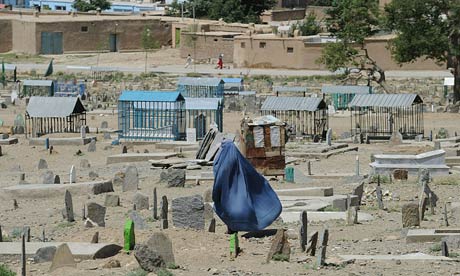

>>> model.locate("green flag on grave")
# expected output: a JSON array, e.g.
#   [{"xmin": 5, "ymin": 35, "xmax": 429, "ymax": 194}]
[
  {"xmin": 44, "ymin": 58, "xmax": 53, "ymax": 77},
  {"xmin": 124, "ymin": 219, "xmax": 135, "ymax": 252}
]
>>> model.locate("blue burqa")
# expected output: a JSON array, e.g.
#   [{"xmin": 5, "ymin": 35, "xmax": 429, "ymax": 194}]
[{"xmin": 212, "ymin": 140, "xmax": 282, "ymax": 231}]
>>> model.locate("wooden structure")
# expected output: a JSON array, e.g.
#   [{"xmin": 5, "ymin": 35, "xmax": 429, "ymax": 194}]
[
  {"xmin": 25, "ymin": 96, "xmax": 86, "ymax": 137},
  {"xmin": 177, "ymin": 77, "xmax": 224, "ymax": 98},
  {"xmin": 349, "ymin": 94, "xmax": 424, "ymax": 139},
  {"xmin": 242, "ymin": 115, "xmax": 286, "ymax": 177},
  {"xmin": 260, "ymin": 96, "xmax": 328, "ymax": 138},
  {"xmin": 185, "ymin": 97, "xmax": 223, "ymax": 140},
  {"xmin": 118, "ymin": 91, "xmax": 186, "ymax": 141},
  {"xmin": 22, "ymin": 80, "xmax": 55, "ymax": 97},
  {"xmin": 321, "ymin": 85, "xmax": 372, "ymax": 110}
]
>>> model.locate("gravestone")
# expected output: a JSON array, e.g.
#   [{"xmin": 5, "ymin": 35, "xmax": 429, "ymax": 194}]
[
  {"xmin": 376, "ymin": 180, "xmax": 384, "ymax": 210},
  {"xmin": 101, "ymin": 121, "xmax": 108, "ymax": 129},
  {"xmin": 89, "ymin": 171, "xmax": 98, "ymax": 179},
  {"xmin": 161, "ymin": 196, "xmax": 168, "ymax": 229},
  {"xmin": 124, "ymin": 219, "xmax": 135, "ymax": 252},
  {"xmin": 123, "ymin": 166, "xmax": 138, "ymax": 192},
  {"xmin": 122, "ymin": 146, "xmax": 128, "ymax": 154},
  {"xmin": 49, "ymin": 243, "xmax": 76, "ymax": 272},
  {"xmin": 160, "ymin": 168, "xmax": 186, "ymax": 188},
  {"xmin": 153, "ymin": 188, "xmax": 158, "ymax": 219},
  {"xmin": 442, "ymin": 241, "xmax": 449, "ymax": 257},
  {"xmin": 64, "ymin": 190, "xmax": 74, "ymax": 222},
  {"xmin": 317, "ymin": 229, "xmax": 329, "ymax": 267},
  {"xmin": 91, "ymin": 232, "xmax": 99, "ymax": 243},
  {"xmin": 208, "ymin": 218, "xmax": 216, "ymax": 233},
  {"xmin": 0, "ymin": 146, "xmax": 2, "ymax": 157},
  {"xmin": 352, "ymin": 182, "xmax": 364, "ymax": 205},
  {"xmin": 171, "ymin": 195, "xmax": 205, "ymax": 230},
  {"xmin": 186, "ymin": 128, "xmax": 197, "ymax": 143},
  {"xmin": 42, "ymin": 170, "xmax": 54, "ymax": 184},
  {"xmin": 266, "ymin": 229, "xmax": 291, "ymax": 262},
  {"xmin": 87, "ymin": 140, "xmax": 96, "ymax": 152},
  {"xmin": 299, "ymin": 211, "xmax": 308, "ymax": 252},
  {"xmin": 86, "ymin": 202, "xmax": 106, "ymax": 227},
  {"xmin": 38, "ymin": 159, "xmax": 48, "ymax": 170},
  {"xmin": 80, "ymin": 159, "xmax": 91, "ymax": 168},
  {"xmin": 105, "ymin": 194, "xmax": 120, "ymax": 207},
  {"xmin": 81, "ymin": 126, "xmax": 86, "ymax": 139},
  {"xmin": 326, "ymin": 128, "xmax": 332, "ymax": 146},
  {"xmin": 133, "ymin": 192, "xmax": 149, "ymax": 210},
  {"xmin": 203, "ymin": 188, "xmax": 213, "ymax": 203},
  {"xmin": 54, "ymin": 175, "xmax": 60, "ymax": 184},
  {"xmin": 134, "ymin": 244, "xmax": 166, "ymax": 272},
  {"xmin": 103, "ymin": 133, "xmax": 111, "ymax": 140},
  {"xmin": 129, "ymin": 210, "xmax": 147, "ymax": 230},
  {"xmin": 69, "ymin": 165, "xmax": 76, "ymax": 184},
  {"xmin": 393, "ymin": 169, "xmax": 408, "ymax": 181},
  {"xmin": 204, "ymin": 203, "xmax": 214, "ymax": 220},
  {"xmin": 33, "ymin": 246, "xmax": 56, "ymax": 263},
  {"xmin": 389, "ymin": 130, "xmax": 403, "ymax": 145},
  {"xmin": 13, "ymin": 114, "xmax": 25, "ymax": 134},
  {"xmin": 306, "ymin": 231, "xmax": 318, "ymax": 256},
  {"xmin": 402, "ymin": 203, "xmax": 420, "ymax": 228},
  {"xmin": 113, "ymin": 175, "xmax": 124, "ymax": 186}
]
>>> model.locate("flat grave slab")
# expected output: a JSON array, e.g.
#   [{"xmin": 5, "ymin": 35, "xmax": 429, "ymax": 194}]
[
  {"xmin": 280, "ymin": 194, "xmax": 359, "ymax": 211},
  {"xmin": 339, "ymin": 253, "xmax": 453, "ymax": 262},
  {"xmin": 0, "ymin": 242, "xmax": 121, "ymax": 260},
  {"xmin": 107, "ymin": 152, "xmax": 177, "ymax": 164},
  {"xmin": 406, "ymin": 229, "xmax": 460, "ymax": 243},
  {"xmin": 280, "ymin": 211, "xmax": 373, "ymax": 223},
  {"xmin": 29, "ymin": 137, "xmax": 95, "ymax": 146},
  {"xmin": 0, "ymin": 138, "xmax": 18, "ymax": 145},
  {"xmin": 275, "ymin": 187, "xmax": 333, "ymax": 197}
]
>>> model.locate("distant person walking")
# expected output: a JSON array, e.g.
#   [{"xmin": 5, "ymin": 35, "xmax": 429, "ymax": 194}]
[
  {"xmin": 217, "ymin": 54, "xmax": 223, "ymax": 70},
  {"xmin": 185, "ymin": 54, "xmax": 192, "ymax": 68}
]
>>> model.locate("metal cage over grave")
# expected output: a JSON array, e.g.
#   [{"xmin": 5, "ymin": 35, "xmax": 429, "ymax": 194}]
[
  {"xmin": 349, "ymin": 94, "xmax": 424, "ymax": 139},
  {"xmin": 118, "ymin": 91, "xmax": 186, "ymax": 141},
  {"xmin": 25, "ymin": 96, "xmax": 86, "ymax": 137},
  {"xmin": 260, "ymin": 96, "xmax": 328, "ymax": 138},
  {"xmin": 222, "ymin": 78, "xmax": 244, "ymax": 93},
  {"xmin": 185, "ymin": 98, "xmax": 223, "ymax": 140},
  {"xmin": 321, "ymin": 85, "xmax": 372, "ymax": 110},
  {"xmin": 22, "ymin": 80, "xmax": 55, "ymax": 97},
  {"xmin": 177, "ymin": 77, "xmax": 224, "ymax": 98},
  {"xmin": 4, "ymin": 64, "xmax": 17, "ymax": 82}
]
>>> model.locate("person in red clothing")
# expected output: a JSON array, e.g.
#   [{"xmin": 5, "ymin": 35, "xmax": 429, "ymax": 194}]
[{"xmin": 217, "ymin": 54, "xmax": 223, "ymax": 69}]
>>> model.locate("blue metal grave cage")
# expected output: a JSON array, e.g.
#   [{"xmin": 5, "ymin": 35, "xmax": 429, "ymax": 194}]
[{"xmin": 177, "ymin": 77, "xmax": 224, "ymax": 98}]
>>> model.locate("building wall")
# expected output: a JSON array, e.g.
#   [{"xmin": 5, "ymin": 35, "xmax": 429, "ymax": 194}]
[
  {"xmin": 180, "ymin": 33, "xmax": 235, "ymax": 63},
  {"xmin": 12, "ymin": 20, "xmax": 37, "ymax": 54},
  {"xmin": 32, "ymin": 18, "xmax": 172, "ymax": 54},
  {"xmin": 233, "ymin": 36, "xmax": 445, "ymax": 70},
  {"xmin": 261, "ymin": 9, "xmax": 306, "ymax": 23},
  {"xmin": 276, "ymin": 0, "xmax": 307, "ymax": 8},
  {"xmin": 0, "ymin": 19, "xmax": 12, "ymax": 53}
]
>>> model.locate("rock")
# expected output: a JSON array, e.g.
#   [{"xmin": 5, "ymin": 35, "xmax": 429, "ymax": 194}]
[
  {"xmin": 41, "ymin": 170, "xmax": 54, "ymax": 184},
  {"xmin": 89, "ymin": 171, "xmax": 99, "ymax": 179},
  {"xmin": 160, "ymin": 168, "xmax": 185, "ymax": 188},
  {"xmin": 80, "ymin": 159, "xmax": 91, "ymax": 169},
  {"xmin": 172, "ymin": 195, "xmax": 205, "ymax": 230},
  {"xmin": 393, "ymin": 169, "xmax": 408, "ymax": 181},
  {"xmin": 105, "ymin": 194, "xmax": 120, "ymax": 207},
  {"xmin": 103, "ymin": 259, "xmax": 121, "ymax": 268},
  {"xmin": 54, "ymin": 175, "xmax": 60, "ymax": 184},
  {"xmin": 401, "ymin": 203, "xmax": 420, "ymax": 228},
  {"xmin": 88, "ymin": 140, "xmax": 96, "ymax": 152},
  {"xmin": 352, "ymin": 182, "xmax": 364, "ymax": 205},
  {"xmin": 133, "ymin": 192, "xmax": 149, "ymax": 210},
  {"xmin": 266, "ymin": 229, "xmax": 291, "ymax": 262},
  {"xmin": 49, "ymin": 243, "xmax": 76, "ymax": 272},
  {"xmin": 203, "ymin": 188, "xmax": 213, "ymax": 203},
  {"xmin": 91, "ymin": 181, "xmax": 114, "ymax": 195},
  {"xmin": 134, "ymin": 232, "xmax": 175, "ymax": 272},
  {"xmin": 204, "ymin": 203, "xmax": 214, "ymax": 220},
  {"xmin": 33, "ymin": 246, "xmax": 57, "ymax": 263},
  {"xmin": 129, "ymin": 210, "xmax": 147, "ymax": 230},
  {"xmin": 123, "ymin": 166, "xmax": 139, "ymax": 192},
  {"xmin": 38, "ymin": 159, "xmax": 48, "ymax": 170},
  {"xmin": 86, "ymin": 202, "xmax": 106, "ymax": 227}
]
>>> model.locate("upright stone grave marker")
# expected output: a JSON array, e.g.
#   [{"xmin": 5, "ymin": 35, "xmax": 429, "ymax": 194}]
[
  {"xmin": 87, "ymin": 139, "xmax": 96, "ymax": 152},
  {"xmin": 153, "ymin": 188, "xmax": 158, "ymax": 219},
  {"xmin": 186, "ymin": 128, "xmax": 197, "ymax": 143},
  {"xmin": 38, "ymin": 159, "xmax": 48, "ymax": 170},
  {"xmin": 64, "ymin": 190, "xmax": 74, "ymax": 222},
  {"xmin": 86, "ymin": 202, "xmax": 106, "ymax": 227},
  {"xmin": 42, "ymin": 171, "xmax": 54, "ymax": 184},
  {"xmin": 123, "ymin": 165, "xmax": 139, "ymax": 192},
  {"xmin": 171, "ymin": 195, "xmax": 205, "ymax": 230},
  {"xmin": 49, "ymin": 243, "xmax": 76, "ymax": 272},
  {"xmin": 133, "ymin": 193, "xmax": 149, "ymax": 210},
  {"xmin": 326, "ymin": 128, "xmax": 332, "ymax": 146},
  {"xmin": 402, "ymin": 203, "xmax": 420, "ymax": 228},
  {"xmin": 299, "ymin": 211, "xmax": 308, "ymax": 252},
  {"xmin": 69, "ymin": 165, "xmax": 76, "ymax": 184},
  {"xmin": 317, "ymin": 229, "xmax": 329, "ymax": 267},
  {"xmin": 54, "ymin": 175, "xmax": 60, "ymax": 184},
  {"xmin": 101, "ymin": 121, "xmax": 108, "ymax": 129},
  {"xmin": 81, "ymin": 126, "xmax": 86, "ymax": 139},
  {"xmin": 161, "ymin": 196, "xmax": 168, "ymax": 229}
]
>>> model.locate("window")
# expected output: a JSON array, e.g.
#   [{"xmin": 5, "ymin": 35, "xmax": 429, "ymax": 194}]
[
  {"xmin": 81, "ymin": 26, "xmax": 88, "ymax": 32},
  {"xmin": 259, "ymin": 42, "xmax": 266, "ymax": 48},
  {"xmin": 287, "ymin": 47, "xmax": 294, "ymax": 53},
  {"xmin": 241, "ymin": 42, "xmax": 245, "ymax": 48}
]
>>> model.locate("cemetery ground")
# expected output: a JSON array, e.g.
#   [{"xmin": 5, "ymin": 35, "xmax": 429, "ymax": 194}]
[{"xmin": 1, "ymin": 104, "xmax": 460, "ymax": 275}]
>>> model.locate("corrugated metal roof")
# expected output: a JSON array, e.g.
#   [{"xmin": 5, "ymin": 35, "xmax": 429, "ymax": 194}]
[
  {"xmin": 238, "ymin": 91, "xmax": 256, "ymax": 96},
  {"xmin": 185, "ymin": 97, "xmax": 221, "ymax": 110},
  {"xmin": 23, "ymin": 80, "xmax": 54, "ymax": 87},
  {"xmin": 273, "ymin": 86, "xmax": 307, "ymax": 93},
  {"xmin": 222, "ymin": 78, "xmax": 243, "ymax": 83},
  {"xmin": 322, "ymin": 85, "xmax": 371, "ymax": 94},
  {"xmin": 119, "ymin": 91, "xmax": 184, "ymax": 102},
  {"xmin": 349, "ymin": 94, "xmax": 423, "ymax": 108},
  {"xmin": 261, "ymin": 96, "xmax": 326, "ymax": 111},
  {"xmin": 26, "ymin": 96, "xmax": 86, "ymax": 117},
  {"xmin": 177, "ymin": 77, "xmax": 223, "ymax": 86}
]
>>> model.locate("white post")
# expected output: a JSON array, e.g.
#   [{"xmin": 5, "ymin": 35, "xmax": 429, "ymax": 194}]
[{"xmin": 70, "ymin": 165, "xmax": 76, "ymax": 184}]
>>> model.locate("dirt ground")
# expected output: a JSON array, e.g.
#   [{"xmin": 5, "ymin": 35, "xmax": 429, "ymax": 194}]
[{"xmin": 1, "ymin": 98, "xmax": 460, "ymax": 276}]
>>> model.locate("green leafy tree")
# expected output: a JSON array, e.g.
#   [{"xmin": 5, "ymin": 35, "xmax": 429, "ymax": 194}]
[
  {"xmin": 141, "ymin": 26, "xmax": 160, "ymax": 73},
  {"xmin": 317, "ymin": 0, "xmax": 385, "ymax": 87},
  {"xmin": 295, "ymin": 12, "xmax": 321, "ymax": 36},
  {"xmin": 307, "ymin": 0, "xmax": 333, "ymax": 6},
  {"xmin": 384, "ymin": 0, "xmax": 460, "ymax": 102},
  {"xmin": 73, "ymin": 0, "xmax": 111, "ymax": 12}
]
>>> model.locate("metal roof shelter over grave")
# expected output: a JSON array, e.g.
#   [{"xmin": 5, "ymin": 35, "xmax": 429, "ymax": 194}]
[
  {"xmin": 349, "ymin": 94, "xmax": 424, "ymax": 139},
  {"xmin": 261, "ymin": 96, "xmax": 328, "ymax": 138},
  {"xmin": 185, "ymin": 97, "xmax": 223, "ymax": 139},
  {"xmin": 25, "ymin": 96, "xmax": 86, "ymax": 137},
  {"xmin": 177, "ymin": 77, "xmax": 224, "ymax": 98},
  {"xmin": 322, "ymin": 85, "xmax": 372, "ymax": 110}
]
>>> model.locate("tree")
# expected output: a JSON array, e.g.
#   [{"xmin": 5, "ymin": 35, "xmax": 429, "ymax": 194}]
[
  {"xmin": 169, "ymin": 0, "xmax": 276, "ymax": 23},
  {"xmin": 73, "ymin": 0, "xmax": 111, "ymax": 12},
  {"xmin": 294, "ymin": 12, "xmax": 321, "ymax": 36},
  {"xmin": 317, "ymin": 0, "xmax": 386, "ymax": 88},
  {"xmin": 141, "ymin": 26, "xmax": 160, "ymax": 73},
  {"xmin": 384, "ymin": 0, "xmax": 460, "ymax": 103}
]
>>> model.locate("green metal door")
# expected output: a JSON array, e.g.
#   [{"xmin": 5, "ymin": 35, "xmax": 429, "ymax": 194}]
[
  {"xmin": 41, "ymin": 32, "xmax": 63, "ymax": 54},
  {"xmin": 109, "ymin": 34, "xmax": 118, "ymax": 52}
]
